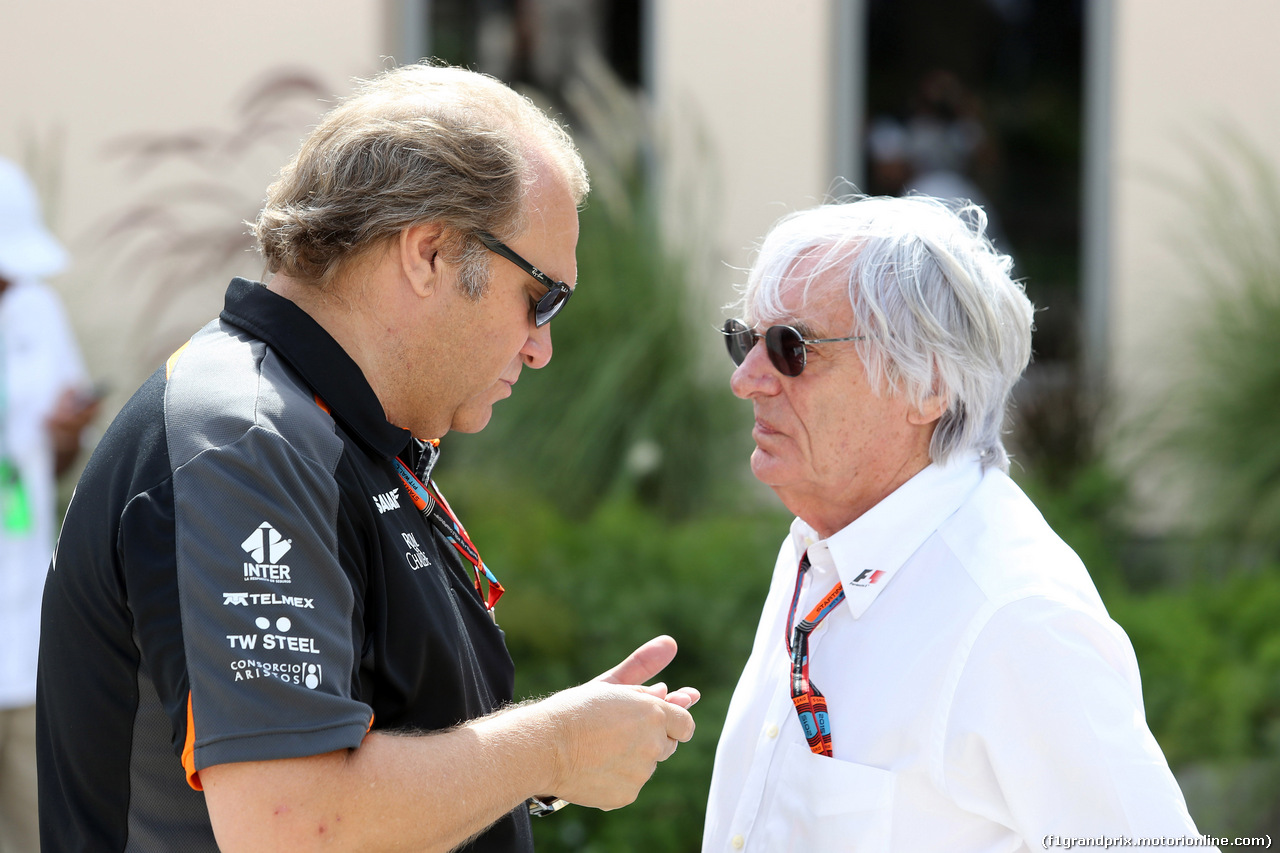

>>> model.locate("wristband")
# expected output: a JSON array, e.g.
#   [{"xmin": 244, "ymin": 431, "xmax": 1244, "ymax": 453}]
[{"xmin": 526, "ymin": 796, "xmax": 569, "ymax": 817}]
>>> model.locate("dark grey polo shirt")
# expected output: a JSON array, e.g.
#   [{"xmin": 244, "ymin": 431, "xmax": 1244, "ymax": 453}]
[{"xmin": 38, "ymin": 278, "xmax": 531, "ymax": 852}]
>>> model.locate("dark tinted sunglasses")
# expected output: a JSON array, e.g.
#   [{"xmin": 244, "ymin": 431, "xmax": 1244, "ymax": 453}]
[
  {"xmin": 722, "ymin": 318, "xmax": 865, "ymax": 377},
  {"xmin": 477, "ymin": 232, "xmax": 574, "ymax": 327}
]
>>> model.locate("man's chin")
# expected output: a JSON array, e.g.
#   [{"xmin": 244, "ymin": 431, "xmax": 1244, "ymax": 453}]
[
  {"xmin": 449, "ymin": 405, "xmax": 495, "ymax": 434},
  {"xmin": 749, "ymin": 446, "xmax": 790, "ymax": 486}
]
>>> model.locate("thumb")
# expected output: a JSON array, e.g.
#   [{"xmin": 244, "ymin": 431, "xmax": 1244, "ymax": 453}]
[{"xmin": 594, "ymin": 635, "xmax": 677, "ymax": 685}]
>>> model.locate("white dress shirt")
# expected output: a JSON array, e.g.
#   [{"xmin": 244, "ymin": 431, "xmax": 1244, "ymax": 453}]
[{"xmin": 703, "ymin": 456, "xmax": 1209, "ymax": 852}]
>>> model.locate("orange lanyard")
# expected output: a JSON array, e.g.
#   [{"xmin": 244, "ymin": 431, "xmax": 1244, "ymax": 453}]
[
  {"xmin": 784, "ymin": 551, "xmax": 844, "ymax": 757},
  {"xmin": 393, "ymin": 456, "xmax": 505, "ymax": 612}
]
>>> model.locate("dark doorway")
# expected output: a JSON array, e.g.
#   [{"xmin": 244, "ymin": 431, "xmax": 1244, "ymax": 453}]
[
  {"xmin": 425, "ymin": 0, "xmax": 645, "ymax": 107},
  {"xmin": 863, "ymin": 0, "xmax": 1085, "ymax": 367}
]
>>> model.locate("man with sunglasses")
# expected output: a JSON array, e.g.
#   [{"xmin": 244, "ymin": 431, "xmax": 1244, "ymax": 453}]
[
  {"xmin": 703, "ymin": 196, "xmax": 1208, "ymax": 851},
  {"xmin": 38, "ymin": 63, "xmax": 696, "ymax": 853}
]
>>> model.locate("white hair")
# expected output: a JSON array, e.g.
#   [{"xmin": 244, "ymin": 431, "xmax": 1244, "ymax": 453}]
[{"xmin": 738, "ymin": 194, "xmax": 1034, "ymax": 471}]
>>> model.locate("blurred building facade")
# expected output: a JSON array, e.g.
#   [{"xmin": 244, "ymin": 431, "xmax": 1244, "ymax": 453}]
[
  {"xmin": 4, "ymin": 0, "xmax": 1280, "ymax": 523},
  {"xmin": 1, "ymin": 0, "xmax": 389, "ymax": 394}
]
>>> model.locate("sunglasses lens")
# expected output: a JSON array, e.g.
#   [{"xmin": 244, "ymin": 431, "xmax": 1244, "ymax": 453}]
[
  {"xmin": 765, "ymin": 326, "xmax": 805, "ymax": 376},
  {"xmin": 723, "ymin": 319, "xmax": 755, "ymax": 365},
  {"xmin": 534, "ymin": 284, "xmax": 572, "ymax": 326}
]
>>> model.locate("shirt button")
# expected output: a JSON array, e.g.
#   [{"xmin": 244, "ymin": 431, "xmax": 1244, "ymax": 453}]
[
  {"xmin": 765, "ymin": 723, "xmax": 779, "ymax": 739},
  {"xmin": 731, "ymin": 835, "xmax": 745, "ymax": 850}
]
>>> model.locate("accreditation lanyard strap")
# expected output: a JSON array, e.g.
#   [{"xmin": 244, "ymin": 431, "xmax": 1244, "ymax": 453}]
[
  {"xmin": 393, "ymin": 455, "xmax": 505, "ymax": 611},
  {"xmin": 784, "ymin": 551, "xmax": 845, "ymax": 757}
]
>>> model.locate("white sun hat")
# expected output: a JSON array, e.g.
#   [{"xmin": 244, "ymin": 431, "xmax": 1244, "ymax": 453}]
[{"xmin": 0, "ymin": 156, "xmax": 69, "ymax": 281}]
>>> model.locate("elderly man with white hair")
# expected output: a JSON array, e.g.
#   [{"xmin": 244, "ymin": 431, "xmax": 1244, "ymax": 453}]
[{"xmin": 702, "ymin": 195, "xmax": 1209, "ymax": 852}]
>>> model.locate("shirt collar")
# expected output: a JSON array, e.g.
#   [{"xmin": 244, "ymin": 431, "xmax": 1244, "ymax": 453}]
[
  {"xmin": 219, "ymin": 277, "xmax": 412, "ymax": 460},
  {"xmin": 788, "ymin": 454, "xmax": 984, "ymax": 619}
]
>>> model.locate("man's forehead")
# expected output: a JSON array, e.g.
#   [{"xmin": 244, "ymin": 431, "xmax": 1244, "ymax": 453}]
[
  {"xmin": 513, "ymin": 171, "xmax": 580, "ymax": 284},
  {"xmin": 749, "ymin": 260, "xmax": 853, "ymax": 334}
]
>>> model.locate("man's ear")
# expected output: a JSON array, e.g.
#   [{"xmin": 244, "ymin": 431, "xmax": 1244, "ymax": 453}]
[
  {"xmin": 907, "ymin": 392, "xmax": 948, "ymax": 426},
  {"xmin": 398, "ymin": 223, "xmax": 447, "ymax": 298}
]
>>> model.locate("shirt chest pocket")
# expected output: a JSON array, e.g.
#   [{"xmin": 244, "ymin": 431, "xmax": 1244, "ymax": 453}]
[{"xmin": 764, "ymin": 746, "xmax": 895, "ymax": 852}]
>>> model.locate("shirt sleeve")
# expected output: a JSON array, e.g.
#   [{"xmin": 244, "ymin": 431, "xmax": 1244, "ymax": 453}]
[
  {"xmin": 940, "ymin": 594, "xmax": 1208, "ymax": 841},
  {"xmin": 170, "ymin": 423, "xmax": 373, "ymax": 785}
]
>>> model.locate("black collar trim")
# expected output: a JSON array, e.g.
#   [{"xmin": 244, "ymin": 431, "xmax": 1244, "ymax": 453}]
[{"xmin": 219, "ymin": 277, "xmax": 411, "ymax": 459}]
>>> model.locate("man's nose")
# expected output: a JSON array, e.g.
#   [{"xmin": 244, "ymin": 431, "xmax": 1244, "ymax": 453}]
[
  {"xmin": 728, "ymin": 338, "xmax": 780, "ymax": 399},
  {"xmin": 522, "ymin": 320, "xmax": 553, "ymax": 369}
]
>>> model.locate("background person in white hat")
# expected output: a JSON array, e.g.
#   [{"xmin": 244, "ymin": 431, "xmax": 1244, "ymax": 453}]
[{"xmin": 0, "ymin": 156, "xmax": 97, "ymax": 853}]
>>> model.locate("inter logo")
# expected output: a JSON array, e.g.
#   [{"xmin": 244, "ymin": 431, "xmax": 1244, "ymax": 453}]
[
  {"xmin": 241, "ymin": 522, "xmax": 293, "ymax": 583},
  {"xmin": 241, "ymin": 522, "xmax": 292, "ymax": 564}
]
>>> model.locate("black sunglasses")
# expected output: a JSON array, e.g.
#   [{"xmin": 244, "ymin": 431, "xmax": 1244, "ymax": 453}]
[
  {"xmin": 722, "ymin": 318, "xmax": 865, "ymax": 377},
  {"xmin": 476, "ymin": 232, "xmax": 573, "ymax": 327}
]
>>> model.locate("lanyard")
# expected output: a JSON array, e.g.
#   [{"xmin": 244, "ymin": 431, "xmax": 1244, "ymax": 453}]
[
  {"xmin": 784, "ymin": 551, "xmax": 845, "ymax": 757},
  {"xmin": 393, "ymin": 455, "xmax": 505, "ymax": 612}
]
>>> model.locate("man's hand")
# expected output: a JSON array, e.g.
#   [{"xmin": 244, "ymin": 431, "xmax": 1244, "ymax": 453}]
[
  {"xmin": 532, "ymin": 635, "xmax": 699, "ymax": 809},
  {"xmin": 538, "ymin": 680, "xmax": 696, "ymax": 811},
  {"xmin": 595, "ymin": 634, "xmax": 701, "ymax": 709},
  {"xmin": 204, "ymin": 638, "xmax": 700, "ymax": 850}
]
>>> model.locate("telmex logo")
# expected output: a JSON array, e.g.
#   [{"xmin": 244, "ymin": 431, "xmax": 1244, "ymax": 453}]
[
  {"xmin": 222, "ymin": 592, "xmax": 315, "ymax": 609},
  {"xmin": 241, "ymin": 522, "xmax": 292, "ymax": 564}
]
